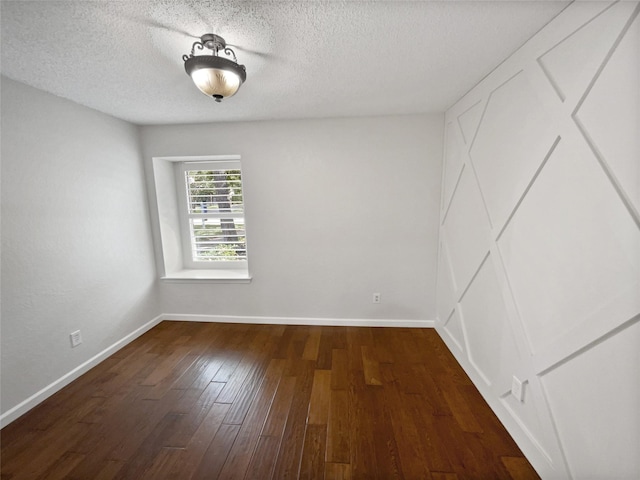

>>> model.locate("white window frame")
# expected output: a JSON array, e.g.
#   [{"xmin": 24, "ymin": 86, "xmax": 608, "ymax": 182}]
[
  {"xmin": 149, "ymin": 155, "xmax": 251, "ymax": 283},
  {"xmin": 176, "ymin": 160, "xmax": 248, "ymax": 270}
]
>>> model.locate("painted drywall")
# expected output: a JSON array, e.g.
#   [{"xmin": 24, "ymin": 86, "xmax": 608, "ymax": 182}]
[
  {"xmin": 140, "ymin": 114, "xmax": 443, "ymax": 322},
  {"xmin": 0, "ymin": 77, "xmax": 161, "ymax": 421},
  {"xmin": 436, "ymin": 1, "xmax": 640, "ymax": 478}
]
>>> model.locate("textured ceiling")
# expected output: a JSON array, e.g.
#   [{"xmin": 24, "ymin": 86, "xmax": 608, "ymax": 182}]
[{"xmin": 0, "ymin": 0, "xmax": 570, "ymax": 125}]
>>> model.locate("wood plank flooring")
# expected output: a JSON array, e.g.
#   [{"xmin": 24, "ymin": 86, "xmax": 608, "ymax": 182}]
[{"xmin": 0, "ymin": 322, "xmax": 540, "ymax": 479}]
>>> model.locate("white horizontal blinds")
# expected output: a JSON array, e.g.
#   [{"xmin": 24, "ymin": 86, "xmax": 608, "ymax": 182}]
[
  {"xmin": 187, "ymin": 170, "xmax": 244, "ymax": 215},
  {"xmin": 184, "ymin": 163, "xmax": 247, "ymax": 262},
  {"xmin": 189, "ymin": 218, "xmax": 246, "ymax": 261}
]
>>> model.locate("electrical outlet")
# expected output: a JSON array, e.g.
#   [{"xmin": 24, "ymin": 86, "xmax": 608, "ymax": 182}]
[
  {"xmin": 372, "ymin": 293, "xmax": 381, "ymax": 304},
  {"xmin": 511, "ymin": 375, "xmax": 525, "ymax": 402},
  {"xmin": 70, "ymin": 330, "xmax": 82, "ymax": 348}
]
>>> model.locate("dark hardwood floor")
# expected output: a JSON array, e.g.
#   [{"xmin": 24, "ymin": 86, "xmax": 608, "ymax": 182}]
[{"xmin": 0, "ymin": 321, "xmax": 540, "ymax": 479}]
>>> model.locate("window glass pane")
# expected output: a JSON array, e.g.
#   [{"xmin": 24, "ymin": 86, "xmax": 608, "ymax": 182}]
[
  {"xmin": 189, "ymin": 218, "xmax": 247, "ymax": 261},
  {"xmin": 186, "ymin": 169, "xmax": 243, "ymax": 214}
]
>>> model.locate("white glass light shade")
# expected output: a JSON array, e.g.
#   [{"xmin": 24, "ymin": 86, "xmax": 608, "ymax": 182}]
[
  {"xmin": 191, "ymin": 68, "xmax": 241, "ymax": 98},
  {"xmin": 184, "ymin": 55, "xmax": 246, "ymax": 100}
]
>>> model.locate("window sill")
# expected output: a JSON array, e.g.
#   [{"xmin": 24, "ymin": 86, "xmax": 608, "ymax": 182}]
[{"xmin": 161, "ymin": 269, "xmax": 252, "ymax": 283}]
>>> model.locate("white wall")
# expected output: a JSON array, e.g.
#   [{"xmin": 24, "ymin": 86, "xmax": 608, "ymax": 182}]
[
  {"xmin": 140, "ymin": 114, "xmax": 443, "ymax": 323},
  {"xmin": 436, "ymin": 2, "xmax": 640, "ymax": 478},
  {"xmin": 0, "ymin": 78, "xmax": 161, "ymax": 424}
]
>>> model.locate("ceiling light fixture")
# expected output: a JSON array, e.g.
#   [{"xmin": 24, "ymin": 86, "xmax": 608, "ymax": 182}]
[{"xmin": 182, "ymin": 33, "xmax": 247, "ymax": 102}]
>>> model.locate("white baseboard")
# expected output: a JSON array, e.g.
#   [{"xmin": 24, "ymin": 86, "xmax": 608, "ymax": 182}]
[
  {"xmin": 0, "ymin": 314, "xmax": 164, "ymax": 428},
  {"xmin": 0, "ymin": 313, "xmax": 432, "ymax": 428},
  {"xmin": 161, "ymin": 313, "xmax": 435, "ymax": 328},
  {"xmin": 435, "ymin": 325, "xmax": 559, "ymax": 480}
]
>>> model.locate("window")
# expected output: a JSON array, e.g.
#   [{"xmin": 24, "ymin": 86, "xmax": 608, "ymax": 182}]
[
  {"xmin": 177, "ymin": 161, "xmax": 247, "ymax": 269},
  {"xmin": 150, "ymin": 155, "xmax": 251, "ymax": 282}
]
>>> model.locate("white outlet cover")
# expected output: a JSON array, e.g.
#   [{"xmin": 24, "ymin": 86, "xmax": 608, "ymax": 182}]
[
  {"xmin": 511, "ymin": 375, "xmax": 525, "ymax": 402},
  {"xmin": 70, "ymin": 330, "xmax": 82, "ymax": 348}
]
